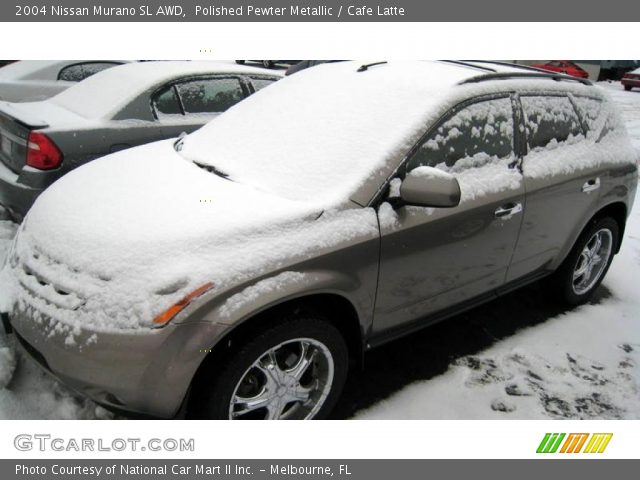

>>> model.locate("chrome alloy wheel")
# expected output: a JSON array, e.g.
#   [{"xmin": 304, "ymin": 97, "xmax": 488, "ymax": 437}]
[
  {"xmin": 229, "ymin": 338, "xmax": 334, "ymax": 420},
  {"xmin": 572, "ymin": 228, "xmax": 613, "ymax": 296}
]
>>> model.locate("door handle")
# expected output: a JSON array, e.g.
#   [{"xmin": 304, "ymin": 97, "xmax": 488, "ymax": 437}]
[
  {"xmin": 582, "ymin": 178, "xmax": 600, "ymax": 193},
  {"xmin": 495, "ymin": 202, "xmax": 523, "ymax": 220}
]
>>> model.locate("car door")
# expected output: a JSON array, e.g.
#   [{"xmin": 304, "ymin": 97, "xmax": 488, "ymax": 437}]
[
  {"xmin": 506, "ymin": 93, "xmax": 601, "ymax": 282},
  {"xmin": 153, "ymin": 76, "xmax": 250, "ymax": 138},
  {"xmin": 373, "ymin": 94, "xmax": 526, "ymax": 334}
]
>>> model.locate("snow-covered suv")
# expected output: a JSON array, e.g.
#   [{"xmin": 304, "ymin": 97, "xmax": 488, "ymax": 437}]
[{"xmin": 1, "ymin": 61, "xmax": 637, "ymax": 420}]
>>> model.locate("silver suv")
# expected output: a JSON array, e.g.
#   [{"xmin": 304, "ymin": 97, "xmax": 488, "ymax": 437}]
[{"xmin": 1, "ymin": 61, "xmax": 637, "ymax": 420}]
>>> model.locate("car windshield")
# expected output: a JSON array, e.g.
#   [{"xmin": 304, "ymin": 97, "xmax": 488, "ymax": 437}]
[{"xmin": 178, "ymin": 61, "xmax": 470, "ymax": 206}]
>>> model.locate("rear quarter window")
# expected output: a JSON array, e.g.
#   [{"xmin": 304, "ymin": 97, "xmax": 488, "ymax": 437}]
[
  {"xmin": 58, "ymin": 62, "xmax": 121, "ymax": 82},
  {"xmin": 572, "ymin": 95, "xmax": 621, "ymax": 143},
  {"xmin": 250, "ymin": 77, "xmax": 277, "ymax": 92},
  {"xmin": 153, "ymin": 86, "xmax": 182, "ymax": 117}
]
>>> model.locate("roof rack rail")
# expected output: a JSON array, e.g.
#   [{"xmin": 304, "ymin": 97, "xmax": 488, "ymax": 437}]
[
  {"xmin": 460, "ymin": 60, "xmax": 548, "ymax": 73},
  {"xmin": 459, "ymin": 71, "xmax": 593, "ymax": 86},
  {"xmin": 439, "ymin": 60, "xmax": 497, "ymax": 73}
]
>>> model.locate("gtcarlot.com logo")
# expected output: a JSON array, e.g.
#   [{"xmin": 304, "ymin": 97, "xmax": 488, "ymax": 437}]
[{"xmin": 536, "ymin": 433, "xmax": 613, "ymax": 454}]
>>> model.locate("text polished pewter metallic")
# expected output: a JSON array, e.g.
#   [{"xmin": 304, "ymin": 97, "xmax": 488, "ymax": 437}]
[{"xmin": 195, "ymin": 5, "xmax": 335, "ymax": 17}]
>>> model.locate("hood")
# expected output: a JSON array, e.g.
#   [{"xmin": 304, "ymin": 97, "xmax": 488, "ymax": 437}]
[{"xmin": 24, "ymin": 140, "xmax": 321, "ymax": 278}]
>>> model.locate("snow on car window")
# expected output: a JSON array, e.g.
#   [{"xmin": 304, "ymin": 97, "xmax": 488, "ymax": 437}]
[
  {"xmin": 521, "ymin": 95, "xmax": 583, "ymax": 151},
  {"xmin": 405, "ymin": 97, "xmax": 520, "ymax": 202},
  {"xmin": 177, "ymin": 78, "xmax": 245, "ymax": 114},
  {"xmin": 409, "ymin": 97, "xmax": 514, "ymax": 172},
  {"xmin": 522, "ymin": 92, "xmax": 633, "ymax": 180},
  {"xmin": 572, "ymin": 95, "xmax": 601, "ymax": 136}
]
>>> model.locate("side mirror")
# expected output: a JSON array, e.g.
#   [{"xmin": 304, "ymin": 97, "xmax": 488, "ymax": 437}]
[{"xmin": 399, "ymin": 166, "xmax": 461, "ymax": 208}]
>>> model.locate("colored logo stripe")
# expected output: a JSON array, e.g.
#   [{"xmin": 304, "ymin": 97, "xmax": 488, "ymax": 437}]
[
  {"xmin": 537, "ymin": 433, "xmax": 612, "ymax": 453},
  {"xmin": 583, "ymin": 433, "xmax": 613, "ymax": 453},
  {"xmin": 537, "ymin": 433, "xmax": 565, "ymax": 453},
  {"xmin": 560, "ymin": 433, "xmax": 589, "ymax": 453}
]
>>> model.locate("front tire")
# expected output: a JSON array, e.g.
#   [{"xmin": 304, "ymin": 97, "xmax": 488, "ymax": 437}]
[
  {"xmin": 550, "ymin": 217, "xmax": 619, "ymax": 305},
  {"xmin": 624, "ymin": 85, "xmax": 632, "ymax": 91},
  {"xmin": 197, "ymin": 315, "xmax": 348, "ymax": 420}
]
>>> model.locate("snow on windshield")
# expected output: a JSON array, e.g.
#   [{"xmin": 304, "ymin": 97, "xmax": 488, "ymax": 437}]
[{"xmin": 179, "ymin": 61, "xmax": 472, "ymax": 206}]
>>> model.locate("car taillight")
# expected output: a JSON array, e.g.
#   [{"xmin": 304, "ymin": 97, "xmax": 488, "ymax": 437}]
[{"xmin": 26, "ymin": 132, "xmax": 62, "ymax": 170}]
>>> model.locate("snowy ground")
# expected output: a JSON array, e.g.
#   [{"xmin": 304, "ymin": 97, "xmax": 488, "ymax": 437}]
[{"xmin": 0, "ymin": 81, "xmax": 639, "ymax": 420}]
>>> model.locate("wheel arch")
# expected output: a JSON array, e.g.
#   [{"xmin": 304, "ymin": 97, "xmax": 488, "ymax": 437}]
[
  {"xmin": 550, "ymin": 200, "xmax": 628, "ymax": 274},
  {"xmin": 591, "ymin": 201, "xmax": 627, "ymax": 253},
  {"xmin": 186, "ymin": 291, "xmax": 365, "ymax": 415}
]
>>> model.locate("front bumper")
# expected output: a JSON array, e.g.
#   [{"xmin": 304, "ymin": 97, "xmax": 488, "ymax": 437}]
[{"xmin": 7, "ymin": 306, "xmax": 229, "ymax": 418}]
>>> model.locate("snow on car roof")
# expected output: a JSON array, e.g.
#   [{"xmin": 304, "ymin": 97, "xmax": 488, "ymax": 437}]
[
  {"xmin": 180, "ymin": 60, "xmax": 594, "ymax": 207},
  {"xmin": 48, "ymin": 61, "xmax": 281, "ymax": 120}
]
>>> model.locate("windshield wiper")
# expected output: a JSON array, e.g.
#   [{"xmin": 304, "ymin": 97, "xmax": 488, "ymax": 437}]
[
  {"xmin": 173, "ymin": 132, "xmax": 230, "ymax": 180},
  {"xmin": 194, "ymin": 161, "xmax": 230, "ymax": 180}
]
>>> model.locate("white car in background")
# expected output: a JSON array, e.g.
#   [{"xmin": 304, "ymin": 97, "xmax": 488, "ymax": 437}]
[
  {"xmin": 0, "ymin": 60, "xmax": 128, "ymax": 102},
  {"xmin": 0, "ymin": 60, "xmax": 282, "ymax": 220}
]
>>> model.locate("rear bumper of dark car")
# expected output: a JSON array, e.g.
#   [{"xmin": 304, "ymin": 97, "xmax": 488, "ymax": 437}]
[
  {"xmin": 0, "ymin": 161, "xmax": 42, "ymax": 221},
  {"xmin": 622, "ymin": 77, "xmax": 640, "ymax": 88}
]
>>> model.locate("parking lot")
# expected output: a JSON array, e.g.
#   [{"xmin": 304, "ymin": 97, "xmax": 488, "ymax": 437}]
[{"xmin": 0, "ymin": 73, "xmax": 639, "ymax": 420}]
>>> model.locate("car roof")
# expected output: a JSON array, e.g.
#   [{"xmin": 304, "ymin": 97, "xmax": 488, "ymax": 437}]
[{"xmin": 48, "ymin": 61, "xmax": 282, "ymax": 119}]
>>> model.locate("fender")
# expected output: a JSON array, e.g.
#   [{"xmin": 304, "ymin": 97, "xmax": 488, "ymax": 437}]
[{"xmin": 548, "ymin": 169, "xmax": 635, "ymax": 272}]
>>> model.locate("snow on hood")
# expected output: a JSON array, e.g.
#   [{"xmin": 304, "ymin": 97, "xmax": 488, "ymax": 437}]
[
  {"xmin": 25, "ymin": 140, "xmax": 320, "ymax": 273},
  {"xmin": 6, "ymin": 140, "xmax": 379, "ymax": 333}
]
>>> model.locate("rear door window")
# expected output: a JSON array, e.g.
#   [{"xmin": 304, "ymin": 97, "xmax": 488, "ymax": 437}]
[
  {"xmin": 521, "ymin": 95, "xmax": 584, "ymax": 150},
  {"xmin": 407, "ymin": 96, "xmax": 515, "ymax": 173},
  {"xmin": 176, "ymin": 78, "xmax": 246, "ymax": 114}
]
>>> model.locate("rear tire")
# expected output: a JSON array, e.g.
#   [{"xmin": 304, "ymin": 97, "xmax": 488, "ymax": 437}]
[
  {"xmin": 550, "ymin": 217, "xmax": 619, "ymax": 306},
  {"xmin": 196, "ymin": 315, "xmax": 349, "ymax": 420},
  {"xmin": 624, "ymin": 85, "xmax": 632, "ymax": 91}
]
